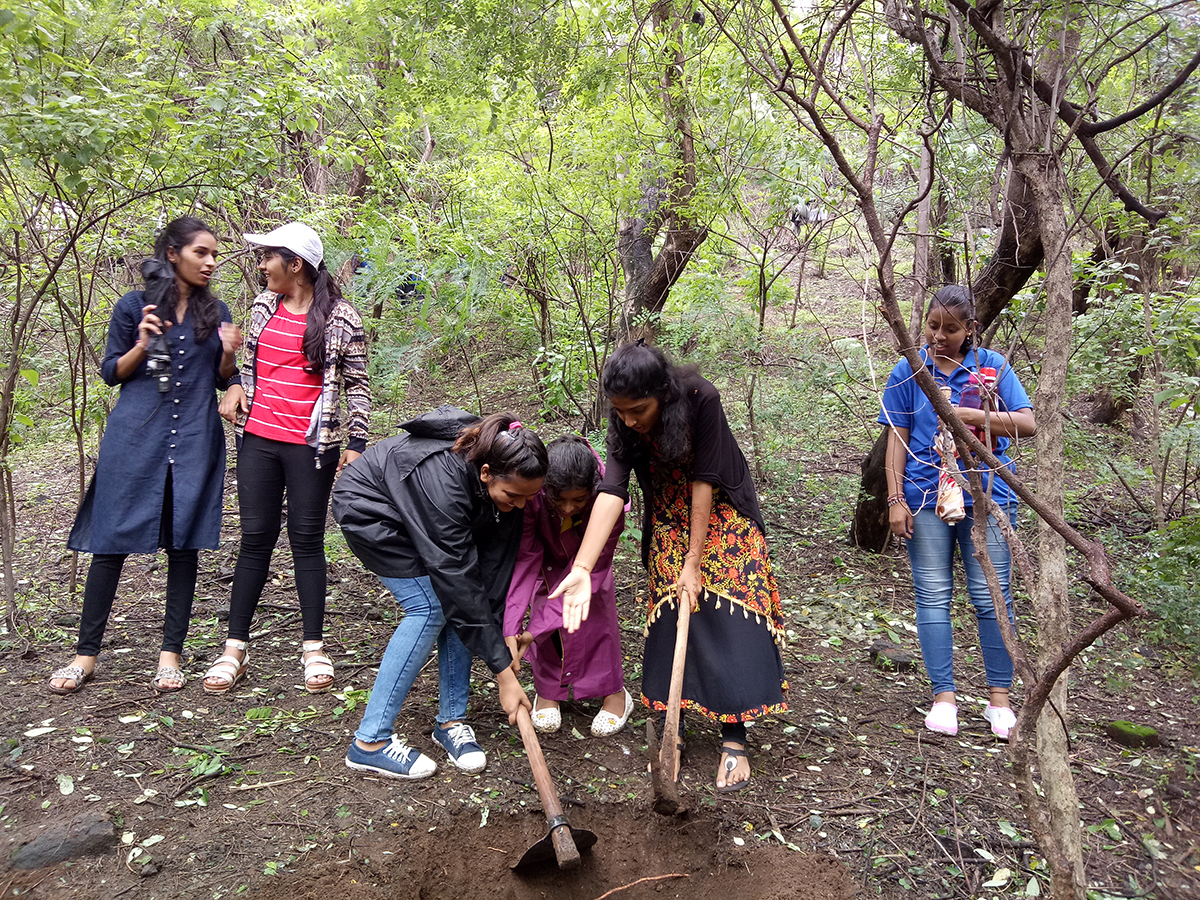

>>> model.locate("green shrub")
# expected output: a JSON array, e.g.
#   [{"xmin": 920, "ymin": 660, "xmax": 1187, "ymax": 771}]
[{"xmin": 1117, "ymin": 517, "xmax": 1200, "ymax": 667}]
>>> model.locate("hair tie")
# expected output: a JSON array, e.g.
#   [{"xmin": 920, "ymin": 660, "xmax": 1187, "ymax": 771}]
[{"xmin": 508, "ymin": 421, "xmax": 523, "ymax": 431}]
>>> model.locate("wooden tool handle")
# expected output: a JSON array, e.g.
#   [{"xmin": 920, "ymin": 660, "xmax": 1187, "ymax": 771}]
[
  {"xmin": 659, "ymin": 593, "xmax": 693, "ymax": 781},
  {"xmin": 517, "ymin": 705, "xmax": 581, "ymax": 868}
]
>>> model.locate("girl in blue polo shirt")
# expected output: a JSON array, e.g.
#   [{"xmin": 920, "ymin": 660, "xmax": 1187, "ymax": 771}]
[{"xmin": 879, "ymin": 285, "xmax": 1036, "ymax": 740}]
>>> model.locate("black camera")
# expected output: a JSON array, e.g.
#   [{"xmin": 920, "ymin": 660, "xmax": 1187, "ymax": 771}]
[
  {"xmin": 145, "ymin": 330, "xmax": 172, "ymax": 392},
  {"xmin": 141, "ymin": 259, "xmax": 174, "ymax": 393}
]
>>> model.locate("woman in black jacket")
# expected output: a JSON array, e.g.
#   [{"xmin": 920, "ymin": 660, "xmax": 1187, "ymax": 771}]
[{"xmin": 332, "ymin": 408, "xmax": 542, "ymax": 779}]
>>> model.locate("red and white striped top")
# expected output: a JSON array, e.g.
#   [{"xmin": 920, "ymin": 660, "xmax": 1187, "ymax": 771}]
[{"xmin": 244, "ymin": 305, "xmax": 322, "ymax": 445}]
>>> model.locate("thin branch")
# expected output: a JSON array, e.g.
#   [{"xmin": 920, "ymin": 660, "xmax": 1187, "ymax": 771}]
[{"xmin": 1082, "ymin": 45, "xmax": 1200, "ymax": 135}]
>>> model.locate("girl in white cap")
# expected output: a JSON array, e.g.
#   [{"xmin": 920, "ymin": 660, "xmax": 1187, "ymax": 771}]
[{"xmin": 204, "ymin": 222, "xmax": 370, "ymax": 694}]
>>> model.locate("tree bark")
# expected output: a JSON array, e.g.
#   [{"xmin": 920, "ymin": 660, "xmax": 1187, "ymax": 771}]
[
  {"xmin": 289, "ymin": 129, "xmax": 330, "ymax": 196},
  {"xmin": 848, "ymin": 429, "xmax": 891, "ymax": 551},
  {"xmin": 971, "ymin": 163, "xmax": 1043, "ymax": 333},
  {"xmin": 910, "ymin": 115, "xmax": 933, "ymax": 341},
  {"xmin": 616, "ymin": 1, "xmax": 708, "ymax": 338},
  {"xmin": 1018, "ymin": 150, "xmax": 1087, "ymax": 900}
]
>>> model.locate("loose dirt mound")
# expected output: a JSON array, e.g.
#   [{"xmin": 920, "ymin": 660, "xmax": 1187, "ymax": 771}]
[{"xmin": 248, "ymin": 805, "xmax": 858, "ymax": 900}]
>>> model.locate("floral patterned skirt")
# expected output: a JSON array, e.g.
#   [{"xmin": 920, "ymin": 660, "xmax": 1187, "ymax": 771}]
[{"xmin": 641, "ymin": 472, "xmax": 787, "ymax": 722}]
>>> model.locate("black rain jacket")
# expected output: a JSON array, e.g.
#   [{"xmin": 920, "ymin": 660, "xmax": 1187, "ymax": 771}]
[{"xmin": 332, "ymin": 406, "xmax": 519, "ymax": 673}]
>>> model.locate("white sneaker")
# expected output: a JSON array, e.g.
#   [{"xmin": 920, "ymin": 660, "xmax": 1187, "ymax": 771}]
[
  {"xmin": 590, "ymin": 689, "xmax": 634, "ymax": 737},
  {"xmin": 924, "ymin": 701, "xmax": 958, "ymax": 735},
  {"xmin": 983, "ymin": 704, "xmax": 1016, "ymax": 740}
]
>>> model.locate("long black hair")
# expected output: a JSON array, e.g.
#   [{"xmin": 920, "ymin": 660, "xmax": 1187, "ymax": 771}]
[
  {"xmin": 928, "ymin": 284, "xmax": 975, "ymax": 351},
  {"xmin": 453, "ymin": 412, "xmax": 549, "ymax": 481},
  {"xmin": 152, "ymin": 216, "xmax": 219, "ymax": 342},
  {"xmin": 602, "ymin": 342, "xmax": 696, "ymax": 464},
  {"xmin": 270, "ymin": 247, "xmax": 341, "ymax": 373},
  {"xmin": 544, "ymin": 435, "xmax": 600, "ymax": 499}
]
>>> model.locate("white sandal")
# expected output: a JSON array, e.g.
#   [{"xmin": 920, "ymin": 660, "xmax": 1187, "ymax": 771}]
[
  {"xmin": 301, "ymin": 641, "xmax": 334, "ymax": 693},
  {"xmin": 203, "ymin": 640, "xmax": 248, "ymax": 694},
  {"xmin": 590, "ymin": 688, "xmax": 634, "ymax": 737}
]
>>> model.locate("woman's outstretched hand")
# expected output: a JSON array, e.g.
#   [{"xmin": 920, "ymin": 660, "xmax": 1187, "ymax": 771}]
[
  {"xmin": 550, "ymin": 566, "xmax": 591, "ymax": 634},
  {"xmin": 219, "ymin": 322, "xmax": 243, "ymax": 357},
  {"xmin": 337, "ymin": 449, "xmax": 361, "ymax": 473}
]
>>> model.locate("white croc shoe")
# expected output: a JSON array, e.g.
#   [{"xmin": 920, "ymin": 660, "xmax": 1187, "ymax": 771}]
[
  {"xmin": 924, "ymin": 701, "xmax": 959, "ymax": 736},
  {"xmin": 983, "ymin": 704, "xmax": 1017, "ymax": 740},
  {"xmin": 531, "ymin": 695, "xmax": 562, "ymax": 734},
  {"xmin": 590, "ymin": 689, "xmax": 634, "ymax": 737}
]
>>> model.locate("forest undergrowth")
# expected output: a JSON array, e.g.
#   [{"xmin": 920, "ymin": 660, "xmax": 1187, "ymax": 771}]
[{"xmin": 1, "ymin": 296, "xmax": 1197, "ymax": 900}]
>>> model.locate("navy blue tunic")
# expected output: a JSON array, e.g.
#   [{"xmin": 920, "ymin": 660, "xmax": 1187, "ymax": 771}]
[{"xmin": 69, "ymin": 290, "xmax": 233, "ymax": 554}]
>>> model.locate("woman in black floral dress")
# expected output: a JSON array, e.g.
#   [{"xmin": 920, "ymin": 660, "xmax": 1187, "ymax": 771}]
[{"xmin": 553, "ymin": 342, "xmax": 786, "ymax": 791}]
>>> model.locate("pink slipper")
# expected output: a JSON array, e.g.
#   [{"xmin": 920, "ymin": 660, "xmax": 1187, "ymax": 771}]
[
  {"xmin": 984, "ymin": 704, "xmax": 1016, "ymax": 740},
  {"xmin": 924, "ymin": 701, "xmax": 958, "ymax": 735}
]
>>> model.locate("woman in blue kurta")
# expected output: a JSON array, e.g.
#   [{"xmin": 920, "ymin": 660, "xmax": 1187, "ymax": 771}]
[
  {"xmin": 50, "ymin": 216, "xmax": 242, "ymax": 695},
  {"xmin": 879, "ymin": 285, "xmax": 1036, "ymax": 740}
]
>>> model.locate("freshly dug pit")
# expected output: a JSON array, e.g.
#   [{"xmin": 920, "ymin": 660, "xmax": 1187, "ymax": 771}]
[{"xmin": 248, "ymin": 802, "xmax": 859, "ymax": 900}]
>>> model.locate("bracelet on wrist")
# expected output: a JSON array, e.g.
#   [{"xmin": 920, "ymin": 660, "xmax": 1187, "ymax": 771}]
[
  {"xmin": 572, "ymin": 561, "xmax": 593, "ymax": 574},
  {"xmin": 887, "ymin": 494, "xmax": 907, "ymax": 508}
]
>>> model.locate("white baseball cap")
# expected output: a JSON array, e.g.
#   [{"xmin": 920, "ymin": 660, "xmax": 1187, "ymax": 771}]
[{"xmin": 243, "ymin": 222, "xmax": 324, "ymax": 270}]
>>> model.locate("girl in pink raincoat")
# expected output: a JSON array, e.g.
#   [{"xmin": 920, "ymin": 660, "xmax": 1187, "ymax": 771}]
[{"xmin": 504, "ymin": 436, "xmax": 634, "ymax": 736}]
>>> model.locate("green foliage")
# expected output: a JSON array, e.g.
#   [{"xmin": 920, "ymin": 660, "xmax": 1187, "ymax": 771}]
[{"xmin": 1115, "ymin": 518, "xmax": 1200, "ymax": 665}]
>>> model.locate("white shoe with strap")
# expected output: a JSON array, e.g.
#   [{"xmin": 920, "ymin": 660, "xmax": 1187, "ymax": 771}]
[
  {"xmin": 301, "ymin": 640, "xmax": 335, "ymax": 693},
  {"xmin": 203, "ymin": 640, "xmax": 248, "ymax": 693}
]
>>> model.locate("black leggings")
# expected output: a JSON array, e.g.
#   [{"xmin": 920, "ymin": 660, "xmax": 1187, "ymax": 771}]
[
  {"xmin": 76, "ymin": 471, "xmax": 199, "ymax": 657},
  {"xmin": 226, "ymin": 432, "xmax": 339, "ymax": 643}
]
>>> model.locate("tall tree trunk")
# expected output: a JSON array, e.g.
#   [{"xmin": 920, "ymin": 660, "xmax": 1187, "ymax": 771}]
[
  {"xmin": 289, "ymin": 129, "xmax": 330, "ymax": 196},
  {"xmin": 972, "ymin": 164, "xmax": 1043, "ymax": 333},
  {"xmin": 616, "ymin": 1, "xmax": 708, "ymax": 338},
  {"xmin": 1018, "ymin": 148, "xmax": 1087, "ymax": 900},
  {"xmin": 910, "ymin": 115, "xmax": 934, "ymax": 341}
]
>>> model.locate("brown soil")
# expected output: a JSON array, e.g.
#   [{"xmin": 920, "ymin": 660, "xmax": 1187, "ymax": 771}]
[
  {"xmin": 248, "ymin": 814, "xmax": 857, "ymax": 900},
  {"xmin": 2, "ymin": 339, "xmax": 1199, "ymax": 899}
]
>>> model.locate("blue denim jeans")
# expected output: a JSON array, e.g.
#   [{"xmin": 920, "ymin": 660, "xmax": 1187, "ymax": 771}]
[
  {"xmin": 906, "ymin": 506, "xmax": 1018, "ymax": 696},
  {"xmin": 436, "ymin": 622, "xmax": 472, "ymax": 726},
  {"xmin": 354, "ymin": 576, "xmax": 474, "ymax": 743}
]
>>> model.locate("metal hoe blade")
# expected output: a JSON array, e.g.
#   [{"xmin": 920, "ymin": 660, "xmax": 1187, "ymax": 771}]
[
  {"xmin": 647, "ymin": 718, "xmax": 685, "ymax": 817},
  {"xmin": 512, "ymin": 818, "xmax": 598, "ymax": 871}
]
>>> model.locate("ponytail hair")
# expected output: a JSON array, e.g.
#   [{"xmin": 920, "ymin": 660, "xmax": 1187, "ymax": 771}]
[
  {"xmin": 929, "ymin": 284, "xmax": 976, "ymax": 351},
  {"xmin": 602, "ymin": 341, "xmax": 696, "ymax": 464},
  {"xmin": 453, "ymin": 412, "xmax": 548, "ymax": 481},
  {"xmin": 544, "ymin": 435, "xmax": 600, "ymax": 499},
  {"xmin": 273, "ymin": 248, "xmax": 341, "ymax": 372},
  {"xmin": 152, "ymin": 216, "xmax": 220, "ymax": 342}
]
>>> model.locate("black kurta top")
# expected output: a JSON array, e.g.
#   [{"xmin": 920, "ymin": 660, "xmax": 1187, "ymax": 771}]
[
  {"xmin": 68, "ymin": 290, "xmax": 233, "ymax": 554},
  {"xmin": 597, "ymin": 376, "xmax": 765, "ymax": 568}
]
